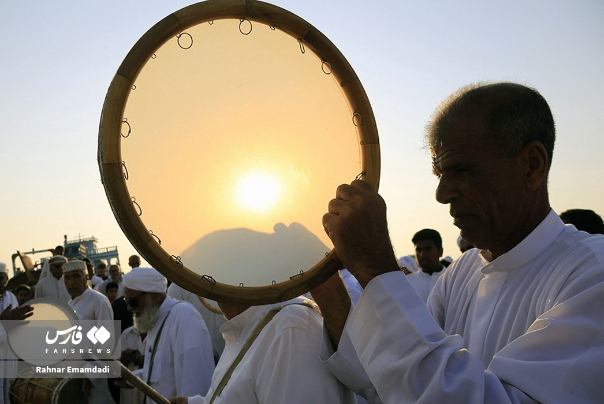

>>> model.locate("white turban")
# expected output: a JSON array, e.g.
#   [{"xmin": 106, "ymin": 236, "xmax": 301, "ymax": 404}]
[
  {"xmin": 123, "ymin": 267, "xmax": 167, "ymax": 293},
  {"xmin": 0, "ymin": 262, "xmax": 6, "ymax": 273}
]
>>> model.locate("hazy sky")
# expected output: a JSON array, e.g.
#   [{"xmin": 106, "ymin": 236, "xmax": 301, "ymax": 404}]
[{"xmin": 1, "ymin": 1, "xmax": 603, "ymax": 279}]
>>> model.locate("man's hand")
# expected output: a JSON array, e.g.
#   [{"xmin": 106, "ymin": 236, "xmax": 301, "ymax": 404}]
[
  {"xmin": 120, "ymin": 348, "xmax": 132, "ymax": 365},
  {"xmin": 0, "ymin": 304, "xmax": 33, "ymax": 321},
  {"xmin": 169, "ymin": 396, "xmax": 188, "ymax": 404},
  {"xmin": 323, "ymin": 180, "xmax": 400, "ymax": 287},
  {"xmin": 114, "ymin": 378, "xmax": 134, "ymax": 389}
]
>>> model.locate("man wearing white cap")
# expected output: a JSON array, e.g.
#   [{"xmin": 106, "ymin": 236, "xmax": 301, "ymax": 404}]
[
  {"xmin": 121, "ymin": 267, "xmax": 214, "ymax": 402},
  {"xmin": 63, "ymin": 259, "xmax": 115, "ymax": 404},
  {"xmin": 34, "ymin": 255, "xmax": 71, "ymax": 304},
  {"xmin": 0, "ymin": 262, "xmax": 34, "ymax": 402}
]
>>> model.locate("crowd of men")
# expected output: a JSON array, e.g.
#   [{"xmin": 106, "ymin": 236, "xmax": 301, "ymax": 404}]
[{"xmin": 1, "ymin": 82, "xmax": 604, "ymax": 404}]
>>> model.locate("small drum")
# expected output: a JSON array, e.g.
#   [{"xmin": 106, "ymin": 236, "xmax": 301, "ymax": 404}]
[{"xmin": 9, "ymin": 377, "xmax": 87, "ymax": 404}]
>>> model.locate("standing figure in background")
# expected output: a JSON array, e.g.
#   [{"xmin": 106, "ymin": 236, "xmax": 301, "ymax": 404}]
[
  {"xmin": 560, "ymin": 208, "xmax": 604, "ymax": 235},
  {"xmin": 39, "ymin": 245, "xmax": 65, "ymax": 280},
  {"xmin": 119, "ymin": 267, "xmax": 214, "ymax": 401},
  {"xmin": 14, "ymin": 285, "xmax": 32, "ymax": 307},
  {"xmin": 128, "ymin": 255, "xmax": 141, "ymax": 270},
  {"xmin": 167, "ymin": 283, "xmax": 226, "ymax": 363},
  {"xmin": 96, "ymin": 265, "xmax": 124, "ymax": 298},
  {"xmin": 405, "ymin": 229, "xmax": 447, "ymax": 303},
  {"xmin": 34, "ymin": 255, "xmax": 70, "ymax": 304},
  {"xmin": 63, "ymin": 260, "xmax": 115, "ymax": 404}
]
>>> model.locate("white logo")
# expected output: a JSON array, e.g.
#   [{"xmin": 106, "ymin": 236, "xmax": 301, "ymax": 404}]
[
  {"xmin": 46, "ymin": 326, "xmax": 110, "ymax": 345},
  {"xmin": 87, "ymin": 326, "xmax": 111, "ymax": 344}
]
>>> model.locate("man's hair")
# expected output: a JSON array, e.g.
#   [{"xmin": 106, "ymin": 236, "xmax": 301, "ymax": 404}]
[
  {"xmin": 106, "ymin": 282, "xmax": 119, "ymax": 292},
  {"xmin": 426, "ymin": 82, "xmax": 556, "ymax": 170},
  {"xmin": 412, "ymin": 229, "xmax": 442, "ymax": 249},
  {"xmin": 560, "ymin": 209, "xmax": 604, "ymax": 235},
  {"xmin": 15, "ymin": 284, "xmax": 31, "ymax": 294},
  {"xmin": 128, "ymin": 255, "xmax": 141, "ymax": 267}
]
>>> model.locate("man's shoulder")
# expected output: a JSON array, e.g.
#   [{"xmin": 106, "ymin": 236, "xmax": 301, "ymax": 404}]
[
  {"xmin": 86, "ymin": 288, "xmax": 111, "ymax": 304},
  {"xmin": 559, "ymin": 227, "xmax": 604, "ymax": 254},
  {"xmin": 168, "ymin": 299, "xmax": 202, "ymax": 319},
  {"xmin": 4, "ymin": 290, "xmax": 17, "ymax": 301},
  {"xmin": 270, "ymin": 300, "xmax": 322, "ymax": 332}
]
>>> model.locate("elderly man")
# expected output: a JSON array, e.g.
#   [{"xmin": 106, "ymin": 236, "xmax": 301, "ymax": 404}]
[
  {"xmin": 121, "ymin": 267, "xmax": 214, "ymax": 402},
  {"xmin": 313, "ymin": 82, "xmax": 604, "ymax": 403},
  {"xmin": 34, "ymin": 255, "xmax": 70, "ymax": 303},
  {"xmin": 95, "ymin": 264, "xmax": 124, "ymax": 298},
  {"xmin": 63, "ymin": 259, "xmax": 115, "ymax": 404}
]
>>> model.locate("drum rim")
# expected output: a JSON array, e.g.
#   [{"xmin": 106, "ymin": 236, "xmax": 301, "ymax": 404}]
[{"xmin": 97, "ymin": 0, "xmax": 380, "ymax": 305}]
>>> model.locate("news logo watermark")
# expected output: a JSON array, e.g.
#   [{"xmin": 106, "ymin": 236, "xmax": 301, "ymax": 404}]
[{"xmin": 1, "ymin": 320, "xmax": 121, "ymax": 378}]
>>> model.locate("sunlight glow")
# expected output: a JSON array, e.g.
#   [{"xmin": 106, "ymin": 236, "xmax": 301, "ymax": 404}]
[{"xmin": 235, "ymin": 172, "xmax": 282, "ymax": 212}]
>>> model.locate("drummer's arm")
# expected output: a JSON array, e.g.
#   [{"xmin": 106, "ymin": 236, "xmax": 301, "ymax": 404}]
[{"xmin": 311, "ymin": 272, "xmax": 351, "ymax": 347}]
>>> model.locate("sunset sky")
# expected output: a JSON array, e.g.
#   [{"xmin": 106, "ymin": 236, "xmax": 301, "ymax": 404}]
[{"xmin": 1, "ymin": 1, "xmax": 602, "ymax": 281}]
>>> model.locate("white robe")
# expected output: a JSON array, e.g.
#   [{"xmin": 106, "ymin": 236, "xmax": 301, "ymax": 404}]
[
  {"xmin": 405, "ymin": 266, "xmax": 445, "ymax": 303},
  {"xmin": 120, "ymin": 326, "xmax": 145, "ymax": 404},
  {"xmin": 167, "ymin": 283, "xmax": 226, "ymax": 361},
  {"xmin": 134, "ymin": 296, "xmax": 214, "ymax": 402},
  {"xmin": 0, "ymin": 291, "xmax": 18, "ymax": 404},
  {"xmin": 39, "ymin": 260, "xmax": 50, "ymax": 279},
  {"xmin": 325, "ymin": 210, "xmax": 604, "ymax": 403},
  {"xmin": 34, "ymin": 274, "xmax": 71, "ymax": 304},
  {"xmin": 189, "ymin": 297, "xmax": 355, "ymax": 404},
  {"xmin": 69, "ymin": 288, "xmax": 115, "ymax": 404}
]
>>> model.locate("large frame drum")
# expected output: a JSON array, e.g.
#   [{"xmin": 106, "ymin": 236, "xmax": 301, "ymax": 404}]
[{"xmin": 98, "ymin": 0, "xmax": 380, "ymax": 304}]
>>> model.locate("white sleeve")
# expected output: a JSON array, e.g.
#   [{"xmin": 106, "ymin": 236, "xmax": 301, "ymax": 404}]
[
  {"xmin": 346, "ymin": 270, "xmax": 604, "ymax": 403},
  {"xmin": 187, "ymin": 395, "xmax": 206, "ymax": 404},
  {"xmin": 173, "ymin": 307, "xmax": 215, "ymax": 397},
  {"xmin": 320, "ymin": 313, "xmax": 382, "ymax": 403}
]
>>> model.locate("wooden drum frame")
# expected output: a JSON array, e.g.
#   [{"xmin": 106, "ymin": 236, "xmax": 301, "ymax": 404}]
[{"xmin": 98, "ymin": 0, "xmax": 380, "ymax": 305}]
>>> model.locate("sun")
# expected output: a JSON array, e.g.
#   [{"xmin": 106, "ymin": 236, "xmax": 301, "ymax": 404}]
[{"xmin": 235, "ymin": 172, "xmax": 282, "ymax": 212}]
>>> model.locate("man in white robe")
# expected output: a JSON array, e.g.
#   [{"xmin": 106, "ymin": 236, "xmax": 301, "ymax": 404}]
[
  {"xmin": 313, "ymin": 82, "xmax": 604, "ymax": 403},
  {"xmin": 120, "ymin": 325, "xmax": 146, "ymax": 404},
  {"xmin": 34, "ymin": 255, "xmax": 71, "ymax": 304},
  {"xmin": 405, "ymin": 229, "xmax": 446, "ymax": 303},
  {"xmin": 63, "ymin": 259, "xmax": 115, "ymax": 404},
  {"xmin": 167, "ymin": 282, "xmax": 226, "ymax": 362},
  {"xmin": 0, "ymin": 262, "xmax": 34, "ymax": 403},
  {"xmin": 121, "ymin": 267, "xmax": 214, "ymax": 402},
  {"xmin": 95, "ymin": 264, "xmax": 124, "ymax": 298},
  {"xmin": 169, "ymin": 296, "xmax": 356, "ymax": 404}
]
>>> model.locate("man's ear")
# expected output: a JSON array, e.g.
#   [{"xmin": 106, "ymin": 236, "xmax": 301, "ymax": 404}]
[{"xmin": 521, "ymin": 141, "xmax": 548, "ymax": 191}]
